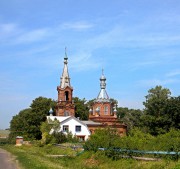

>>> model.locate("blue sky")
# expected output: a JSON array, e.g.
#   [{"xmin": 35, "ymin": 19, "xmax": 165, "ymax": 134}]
[{"xmin": 0, "ymin": 0, "xmax": 180, "ymax": 129}]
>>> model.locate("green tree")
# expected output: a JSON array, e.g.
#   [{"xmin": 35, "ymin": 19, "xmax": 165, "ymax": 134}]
[
  {"xmin": 164, "ymin": 96, "xmax": 180, "ymax": 129},
  {"xmin": 117, "ymin": 107, "xmax": 143, "ymax": 131},
  {"xmin": 74, "ymin": 97, "xmax": 89, "ymax": 120},
  {"xmin": 9, "ymin": 97, "xmax": 56, "ymax": 142},
  {"xmin": 84, "ymin": 128, "xmax": 120, "ymax": 151},
  {"xmin": 40, "ymin": 120, "xmax": 54, "ymax": 144},
  {"xmin": 9, "ymin": 109, "xmax": 31, "ymax": 143},
  {"xmin": 142, "ymin": 85, "xmax": 171, "ymax": 135}
]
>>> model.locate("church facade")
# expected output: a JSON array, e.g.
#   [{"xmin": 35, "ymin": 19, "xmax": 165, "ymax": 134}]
[
  {"xmin": 47, "ymin": 51, "xmax": 127, "ymax": 140},
  {"xmin": 87, "ymin": 70, "xmax": 127, "ymax": 136}
]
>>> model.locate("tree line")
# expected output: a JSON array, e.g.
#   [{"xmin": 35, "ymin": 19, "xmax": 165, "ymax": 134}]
[{"xmin": 8, "ymin": 85, "xmax": 180, "ymax": 143}]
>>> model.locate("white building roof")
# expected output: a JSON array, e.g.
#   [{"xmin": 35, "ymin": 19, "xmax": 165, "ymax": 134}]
[
  {"xmin": 81, "ymin": 120, "xmax": 102, "ymax": 125},
  {"xmin": 47, "ymin": 116, "xmax": 70, "ymax": 122}
]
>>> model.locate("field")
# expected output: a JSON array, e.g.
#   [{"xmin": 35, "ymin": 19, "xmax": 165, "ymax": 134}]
[
  {"xmin": 0, "ymin": 130, "xmax": 10, "ymax": 138},
  {"xmin": 1, "ymin": 144, "xmax": 180, "ymax": 169}
]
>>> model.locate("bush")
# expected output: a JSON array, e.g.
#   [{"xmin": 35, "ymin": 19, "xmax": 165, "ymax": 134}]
[
  {"xmin": 84, "ymin": 128, "xmax": 120, "ymax": 151},
  {"xmin": 84, "ymin": 127, "xmax": 180, "ymax": 160}
]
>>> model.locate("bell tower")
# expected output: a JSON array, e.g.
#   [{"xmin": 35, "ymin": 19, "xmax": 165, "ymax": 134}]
[{"xmin": 56, "ymin": 49, "xmax": 75, "ymax": 116}]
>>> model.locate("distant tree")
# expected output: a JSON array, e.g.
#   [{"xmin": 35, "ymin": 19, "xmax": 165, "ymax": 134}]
[
  {"xmin": 142, "ymin": 85, "xmax": 171, "ymax": 135},
  {"xmin": 74, "ymin": 97, "xmax": 89, "ymax": 120},
  {"xmin": 9, "ymin": 109, "xmax": 32, "ymax": 143},
  {"xmin": 164, "ymin": 96, "xmax": 180, "ymax": 129},
  {"xmin": 9, "ymin": 97, "xmax": 56, "ymax": 143},
  {"xmin": 109, "ymin": 98, "xmax": 118, "ymax": 105},
  {"xmin": 117, "ymin": 107, "xmax": 143, "ymax": 131},
  {"xmin": 30, "ymin": 96, "xmax": 56, "ymax": 120},
  {"xmin": 87, "ymin": 98, "xmax": 96, "ymax": 108}
]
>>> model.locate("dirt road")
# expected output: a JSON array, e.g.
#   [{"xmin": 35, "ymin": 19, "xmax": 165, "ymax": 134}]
[{"xmin": 0, "ymin": 148, "xmax": 19, "ymax": 169}]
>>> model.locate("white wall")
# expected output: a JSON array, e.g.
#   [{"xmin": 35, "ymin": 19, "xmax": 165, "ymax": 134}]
[{"xmin": 60, "ymin": 118, "xmax": 90, "ymax": 140}]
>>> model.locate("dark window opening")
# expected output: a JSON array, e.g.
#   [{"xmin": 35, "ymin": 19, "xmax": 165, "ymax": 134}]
[
  {"xmin": 75, "ymin": 126, "xmax": 81, "ymax": 132},
  {"xmin": 63, "ymin": 125, "xmax": 69, "ymax": 132},
  {"xmin": 65, "ymin": 91, "xmax": 69, "ymax": 101}
]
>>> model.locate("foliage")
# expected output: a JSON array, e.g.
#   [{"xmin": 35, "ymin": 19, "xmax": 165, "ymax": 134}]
[
  {"xmin": 74, "ymin": 97, "xmax": 89, "ymax": 120},
  {"xmin": 40, "ymin": 120, "xmax": 54, "ymax": 145},
  {"xmin": 117, "ymin": 107, "xmax": 143, "ymax": 130},
  {"xmin": 0, "ymin": 138, "xmax": 9, "ymax": 145},
  {"xmin": 9, "ymin": 108, "xmax": 37, "ymax": 143},
  {"xmin": 40, "ymin": 119, "xmax": 79, "ymax": 145},
  {"xmin": 142, "ymin": 86, "xmax": 171, "ymax": 135},
  {"xmin": 9, "ymin": 97, "xmax": 56, "ymax": 143},
  {"xmin": 164, "ymin": 96, "xmax": 180, "ymax": 129},
  {"xmin": 30, "ymin": 96, "xmax": 56, "ymax": 121},
  {"xmin": 84, "ymin": 128, "xmax": 120, "ymax": 151},
  {"xmin": 84, "ymin": 127, "xmax": 180, "ymax": 160}
]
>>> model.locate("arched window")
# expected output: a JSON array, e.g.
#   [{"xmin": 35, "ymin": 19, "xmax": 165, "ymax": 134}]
[
  {"xmin": 65, "ymin": 91, "xmax": 69, "ymax": 101},
  {"xmin": 104, "ymin": 106, "xmax": 108, "ymax": 115}
]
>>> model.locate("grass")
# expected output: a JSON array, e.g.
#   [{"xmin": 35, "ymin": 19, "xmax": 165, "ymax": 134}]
[{"xmin": 1, "ymin": 144, "xmax": 180, "ymax": 169}]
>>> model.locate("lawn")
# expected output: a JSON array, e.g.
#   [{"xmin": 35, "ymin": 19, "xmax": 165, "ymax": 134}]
[{"xmin": 2, "ymin": 144, "xmax": 180, "ymax": 169}]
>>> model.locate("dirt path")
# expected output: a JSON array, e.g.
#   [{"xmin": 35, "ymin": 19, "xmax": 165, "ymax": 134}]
[{"xmin": 0, "ymin": 148, "xmax": 19, "ymax": 169}]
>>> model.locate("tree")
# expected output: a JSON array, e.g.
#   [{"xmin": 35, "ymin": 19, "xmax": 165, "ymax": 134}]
[
  {"xmin": 142, "ymin": 85, "xmax": 171, "ymax": 135},
  {"xmin": 164, "ymin": 96, "xmax": 180, "ymax": 129},
  {"xmin": 117, "ymin": 107, "xmax": 143, "ymax": 131},
  {"xmin": 84, "ymin": 127, "xmax": 120, "ymax": 151},
  {"xmin": 9, "ymin": 109, "xmax": 31, "ymax": 143},
  {"xmin": 30, "ymin": 96, "xmax": 56, "ymax": 120},
  {"xmin": 74, "ymin": 97, "xmax": 89, "ymax": 120},
  {"xmin": 9, "ymin": 97, "xmax": 56, "ymax": 142}
]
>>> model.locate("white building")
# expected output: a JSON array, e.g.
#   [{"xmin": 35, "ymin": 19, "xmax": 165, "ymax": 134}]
[{"xmin": 47, "ymin": 116, "xmax": 91, "ymax": 141}]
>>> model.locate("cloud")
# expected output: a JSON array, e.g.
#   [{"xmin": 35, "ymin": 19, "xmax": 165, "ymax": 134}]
[
  {"xmin": 16, "ymin": 28, "xmax": 48, "ymax": 43},
  {"xmin": 61, "ymin": 21, "xmax": 93, "ymax": 31},
  {"xmin": 138, "ymin": 78, "xmax": 179, "ymax": 88},
  {"xmin": 0, "ymin": 22, "xmax": 49, "ymax": 44},
  {"xmin": 166, "ymin": 70, "xmax": 180, "ymax": 77},
  {"xmin": 70, "ymin": 51, "xmax": 102, "ymax": 72},
  {"xmin": 128, "ymin": 61, "xmax": 160, "ymax": 71},
  {"xmin": 0, "ymin": 23, "xmax": 21, "ymax": 41},
  {"xmin": 0, "ymin": 23, "xmax": 17, "ymax": 33}
]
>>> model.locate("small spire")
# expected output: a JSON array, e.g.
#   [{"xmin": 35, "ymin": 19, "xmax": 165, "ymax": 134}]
[
  {"xmin": 96, "ymin": 69, "xmax": 109, "ymax": 102},
  {"xmin": 49, "ymin": 108, "xmax": 53, "ymax": 116},
  {"xmin": 60, "ymin": 47, "xmax": 71, "ymax": 88},
  {"xmin": 65, "ymin": 47, "xmax": 67, "ymax": 59}
]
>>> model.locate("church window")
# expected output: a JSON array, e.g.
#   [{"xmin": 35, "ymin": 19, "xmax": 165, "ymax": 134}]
[
  {"xmin": 65, "ymin": 91, "xmax": 69, "ymax": 101},
  {"xmin": 63, "ymin": 125, "xmax": 69, "ymax": 132},
  {"xmin": 95, "ymin": 106, "xmax": 100, "ymax": 115},
  {"xmin": 75, "ymin": 126, "xmax": 81, "ymax": 132},
  {"xmin": 104, "ymin": 106, "xmax": 108, "ymax": 115}
]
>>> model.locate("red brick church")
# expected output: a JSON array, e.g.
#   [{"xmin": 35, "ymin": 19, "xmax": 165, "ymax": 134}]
[{"xmin": 53, "ymin": 51, "xmax": 127, "ymax": 137}]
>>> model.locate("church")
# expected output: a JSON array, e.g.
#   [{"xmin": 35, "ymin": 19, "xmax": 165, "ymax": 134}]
[{"xmin": 47, "ymin": 51, "xmax": 127, "ymax": 141}]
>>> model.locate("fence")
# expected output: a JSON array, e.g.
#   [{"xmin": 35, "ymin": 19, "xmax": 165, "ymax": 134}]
[{"xmin": 98, "ymin": 147, "xmax": 180, "ymax": 160}]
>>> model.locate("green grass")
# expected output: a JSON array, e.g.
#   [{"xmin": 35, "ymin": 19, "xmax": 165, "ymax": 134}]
[{"xmin": 2, "ymin": 145, "xmax": 180, "ymax": 169}]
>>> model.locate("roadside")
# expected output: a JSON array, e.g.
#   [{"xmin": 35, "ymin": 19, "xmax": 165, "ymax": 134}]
[{"xmin": 0, "ymin": 148, "xmax": 20, "ymax": 169}]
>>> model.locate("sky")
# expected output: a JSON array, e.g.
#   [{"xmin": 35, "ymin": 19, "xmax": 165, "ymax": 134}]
[{"xmin": 0, "ymin": 0, "xmax": 180, "ymax": 129}]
